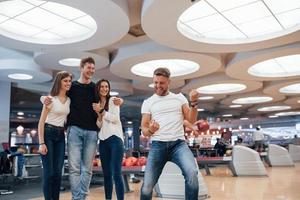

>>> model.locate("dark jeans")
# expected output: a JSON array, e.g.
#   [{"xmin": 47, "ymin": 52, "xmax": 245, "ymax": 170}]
[
  {"xmin": 99, "ymin": 135, "xmax": 124, "ymax": 200},
  {"xmin": 41, "ymin": 124, "xmax": 65, "ymax": 200},
  {"xmin": 140, "ymin": 140, "xmax": 199, "ymax": 200}
]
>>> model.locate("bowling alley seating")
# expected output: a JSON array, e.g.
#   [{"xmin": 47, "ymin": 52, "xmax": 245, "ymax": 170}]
[
  {"xmin": 154, "ymin": 161, "xmax": 209, "ymax": 199},
  {"xmin": 288, "ymin": 144, "xmax": 300, "ymax": 162},
  {"xmin": 231, "ymin": 145, "xmax": 267, "ymax": 176},
  {"xmin": 267, "ymin": 144, "xmax": 294, "ymax": 166}
]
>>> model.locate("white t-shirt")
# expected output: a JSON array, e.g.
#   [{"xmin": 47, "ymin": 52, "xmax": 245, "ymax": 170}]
[
  {"xmin": 98, "ymin": 97, "xmax": 123, "ymax": 141},
  {"xmin": 253, "ymin": 130, "xmax": 265, "ymax": 141},
  {"xmin": 45, "ymin": 96, "xmax": 70, "ymax": 127},
  {"xmin": 141, "ymin": 92, "xmax": 188, "ymax": 141}
]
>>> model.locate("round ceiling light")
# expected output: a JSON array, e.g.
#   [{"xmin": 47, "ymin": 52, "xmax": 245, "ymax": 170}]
[
  {"xmin": 131, "ymin": 59, "xmax": 199, "ymax": 78},
  {"xmin": 248, "ymin": 54, "xmax": 300, "ymax": 78},
  {"xmin": 8, "ymin": 73, "xmax": 33, "ymax": 80},
  {"xmin": 110, "ymin": 91, "xmax": 119, "ymax": 96},
  {"xmin": 257, "ymin": 105, "xmax": 291, "ymax": 112},
  {"xmin": 232, "ymin": 96, "xmax": 273, "ymax": 104},
  {"xmin": 229, "ymin": 104, "xmax": 242, "ymax": 108},
  {"xmin": 275, "ymin": 111, "xmax": 300, "ymax": 116},
  {"xmin": 198, "ymin": 96, "xmax": 214, "ymax": 100},
  {"xmin": 177, "ymin": 0, "xmax": 300, "ymax": 44},
  {"xmin": 279, "ymin": 83, "xmax": 300, "ymax": 94},
  {"xmin": 197, "ymin": 83, "xmax": 246, "ymax": 94},
  {"xmin": 59, "ymin": 58, "xmax": 81, "ymax": 67},
  {"xmin": 0, "ymin": 0, "xmax": 97, "ymax": 44}
]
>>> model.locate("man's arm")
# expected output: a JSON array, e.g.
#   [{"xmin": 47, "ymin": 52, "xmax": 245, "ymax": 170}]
[
  {"xmin": 182, "ymin": 90, "xmax": 199, "ymax": 124},
  {"xmin": 141, "ymin": 113, "xmax": 159, "ymax": 137}
]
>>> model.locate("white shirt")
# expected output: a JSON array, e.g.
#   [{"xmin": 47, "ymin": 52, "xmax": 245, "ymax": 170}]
[
  {"xmin": 97, "ymin": 97, "xmax": 123, "ymax": 141},
  {"xmin": 45, "ymin": 96, "xmax": 70, "ymax": 127},
  {"xmin": 141, "ymin": 92, "xmax": 188, "ymax": 142},
  {"xmin": 253, "ymin": 130, "xmax": 265, "ymax": 141}
]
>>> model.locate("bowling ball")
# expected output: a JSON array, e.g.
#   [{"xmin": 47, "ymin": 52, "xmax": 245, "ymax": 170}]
[{"xmin": 196, "ymin": 120, "xmax": 210, "ymax": 132}]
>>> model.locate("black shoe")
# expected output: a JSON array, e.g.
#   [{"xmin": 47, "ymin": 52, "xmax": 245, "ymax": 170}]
[{"xmin": 130, "ymin": 177, "xmax": 140, "ymax": 183}]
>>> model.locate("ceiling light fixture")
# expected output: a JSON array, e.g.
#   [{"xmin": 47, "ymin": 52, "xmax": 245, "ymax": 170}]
[
  {"xmin": 279, "ymin": 83, "xmax": 300, "ymax": 94},
  {"xmin": 232, "ymin": 96, "xmax": 273, "ymax": 104},
  {"xmin": 110, "ymin": 91, "xmax": 119, "ymax": 96},
  {"xmin": 197, "ymin": 83, "xmax": 246, "ymax": 94},
  {"xmin": 59, "ymin": 58, "xmax": 81, "ymax": 67},
  {"xmin": 177, "ymin": 0, "xmax": 300, "ymax": 44},
  {"xmin": 257, "ymin": 105, "xmax": 291, "ymax": 112},
  {"xmin": 198, "ymin": 96, "xmax": 214, "ymax": 100},
  {"xmin": 17, "ymin": 112, "xmax": 24, "ymax": 116},
  {"xmin": 248, "ymin": 54, "xmax": 300, "ymax": 78},
  {"xmin": 275, "ymin": 111, "xmax": 300, "ymax": 116},
  {"xmin": 131, "ymin": 59, "xmax": 199, "ymax": 78},
  {"xmin": 230, "ymin": 104, "xmax": 242, "ymax": 108},
  {"xmin": 222, "ymin": 114, "xmax": 233, "ymax": 117},
  {"xmin": 240, "ymin": 117, "xmax": 249, "ymax": 120},
  {"xmin": 8, "ymin": 73, "xmax": 33, "ymax": 80},
  {"xmin": 0, "ymin": 0, "xmax": 97, "ymax": 44}
]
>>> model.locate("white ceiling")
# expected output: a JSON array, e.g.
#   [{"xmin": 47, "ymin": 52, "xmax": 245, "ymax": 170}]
[{"xmin": 1, "ymin": 0, "xmax": 299, "ymax": 123}]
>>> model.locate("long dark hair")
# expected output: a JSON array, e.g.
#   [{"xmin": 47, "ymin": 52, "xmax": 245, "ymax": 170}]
[
  {"xmin": 50, "ymin": 71, "xmax": 72, "ymax": 96},
  {"xmin": 95, "ymin": 79, "xmax": 111, "ymax": 111}
]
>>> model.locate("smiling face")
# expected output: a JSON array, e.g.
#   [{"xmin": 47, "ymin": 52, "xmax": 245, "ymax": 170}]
[
  {"xmin": 60, "ymin": 76, "xmax": 72, "ymax": 92},
  {"xmin": 153, "ymin": 75, "xmax": 170, "ymax": 96},
  {"xmin": 80, "ymin": 61, "xmax": 95, "ymax": 80},
  {"xmin": 99, "ymin": 80, "xmax": 110, "ymax": 97}
]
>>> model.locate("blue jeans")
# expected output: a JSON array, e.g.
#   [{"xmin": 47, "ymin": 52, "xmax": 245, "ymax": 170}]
[
  {"xmin": 140, "ymin": 140, "xmax": 199, "ymax": 200},
  {"xmin": 41, "ymin": 124, "xmax": 65, "ymax": 200},
  {"xmin": 99, "ymin": 135, "xmax": 124, "ymax": 200},
  {"xmin": 67, "ymin": 126, "xmax": 98, "ymax": 200}
]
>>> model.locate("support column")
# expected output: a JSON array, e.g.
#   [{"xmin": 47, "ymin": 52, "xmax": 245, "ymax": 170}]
[{"xmin": 0, "ymin": 81, "xmax": 11, "ymax": 145}]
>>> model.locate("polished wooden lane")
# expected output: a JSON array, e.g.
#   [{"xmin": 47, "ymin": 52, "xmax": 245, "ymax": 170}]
[{"xmin": 30, "ymin": 163, "xmax": 300, "ymax": 200}]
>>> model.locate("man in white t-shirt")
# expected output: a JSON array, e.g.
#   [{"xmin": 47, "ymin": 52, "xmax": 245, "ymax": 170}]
[
  {"xmin": 253, "ymin": 127, "xmax": 265, "ymax": 152},
  {"xmin": 140, "ymin": 67, "xmax": 199, "ymax": 200}
]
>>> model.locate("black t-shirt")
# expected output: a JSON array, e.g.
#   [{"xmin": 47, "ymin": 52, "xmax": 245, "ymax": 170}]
[{"xmin": 66, "ymin": 81, "xmax": 99, "ymax": 131}]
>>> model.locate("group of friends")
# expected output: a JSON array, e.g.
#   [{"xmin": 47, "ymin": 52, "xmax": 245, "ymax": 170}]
[{"xmin": 38, "ymin": 57, "xmax": 201, "ymax": 200}]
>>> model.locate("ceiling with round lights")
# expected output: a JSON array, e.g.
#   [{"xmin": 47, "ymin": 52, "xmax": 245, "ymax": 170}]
[
  {"xmin": 0, "ymin": 0, "xmax": 299, "ymax": 123},
  {"xmin": 142, "ymin": 0, "xmax": 300, "ymax": 52}
]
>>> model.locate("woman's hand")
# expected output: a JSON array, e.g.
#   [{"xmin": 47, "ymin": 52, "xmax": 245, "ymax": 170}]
[
  {"xmin": 39, "ymin": 144, "xmax": 48, "ymax": 155},
  {"xmin": 113, "ymin": 97, "xmax": 123, "ymax": 106}
]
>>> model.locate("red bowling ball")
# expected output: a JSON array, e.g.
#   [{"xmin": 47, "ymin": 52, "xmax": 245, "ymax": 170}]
[{"xmin": 196, "ymin": 120, "xmax": 210, "ymax": 132}]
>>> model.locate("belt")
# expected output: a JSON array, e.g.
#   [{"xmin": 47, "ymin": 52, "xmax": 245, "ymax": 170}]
[{"xmin": 45, "ymin": 123, "xmax": 64, "ymax": 131}]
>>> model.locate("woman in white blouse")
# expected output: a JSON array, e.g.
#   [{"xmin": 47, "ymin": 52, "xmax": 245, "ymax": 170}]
[
  {"xmin": 38, "ymin": 71, "xmax": 72, "ymax": 200},
  {"xmin": 95, "ymin": 79, "xmax": 124, "ymax": 200}
]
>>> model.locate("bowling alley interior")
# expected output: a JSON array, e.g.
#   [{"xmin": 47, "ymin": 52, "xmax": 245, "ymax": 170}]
[{"xmin": 0, "ymin": 0, "xmax": 300, "ymax": 199}]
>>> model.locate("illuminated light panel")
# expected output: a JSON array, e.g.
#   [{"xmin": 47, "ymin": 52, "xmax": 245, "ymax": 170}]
[
  {"xmin": 197, "ymin": 108, "xmax": 205, "ymax": 112},
  {"xmin": 222, "ymin": 114, "xmax": 233, "ymax": 117},
  {"xmin": 230, "ymin": 104, "xmax": 242, "ymax": 108},
  {"xmin": 177, "ymin": 0, "xmax": 300, "ymax": 44},
  {"xmin": 257, "ymin": 105, "xmax": 291, "ymax": 112},
  {"xmin": 198, "ymin": 96, "xmax": 214, "ymax": 100},
  {"xmin": 59, "ymin": 58, "xmax": 81, "ymax": 67},
  {"xmin": 0, "ymin": 0, "xmax": 97, "ymax": 44},
  {"xmin": 240, "ymin": 117, "xmax": 249, "ymax": 120},
  {"xmin": 8, "ymin": 73, "xmax": 33, "ymax": 80},
  {"xmin": 232, "ymin": 96, "xmax": 273, "ymax": 104},
  {"xmin": 197, "ymin": 83, "xmax": 246, "ymax": 94},
  {"xmin": 248, "ymin": 54, "xmax": 300, "ymax": 78},
  {"xmin": 275, "ymin": 111, "xmax": 300, "ymax": 116},
  {"xmin": 110, "ymin": 91, "xmax": 119, "ymax": 96},
  {"xmin": 131, "ymin": 59, "xmax": 200, "ymax": 78},
  {"xmin": 269, "ymin": 115, "xmax": 278, "ymax": 118},
  {"xmin": 279, "ymin": 83, "xmax": 300, "ymax": 94}
]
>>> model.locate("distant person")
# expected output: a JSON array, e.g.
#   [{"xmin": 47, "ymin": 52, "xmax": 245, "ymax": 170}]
[
  {"xmin": 214, "ymin": 138, "xmax": 226, "ymax": 156},
  {"xmin": 38, "ymin": 71, "xmax": 72, "ymax": 200},
  {"xmin": 253, "ymin": 127, "xmax": 265, "ymax": 152},
  {"xmin": 292, "ymin": 134, "xmax": 300, "ymax": 145}
]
